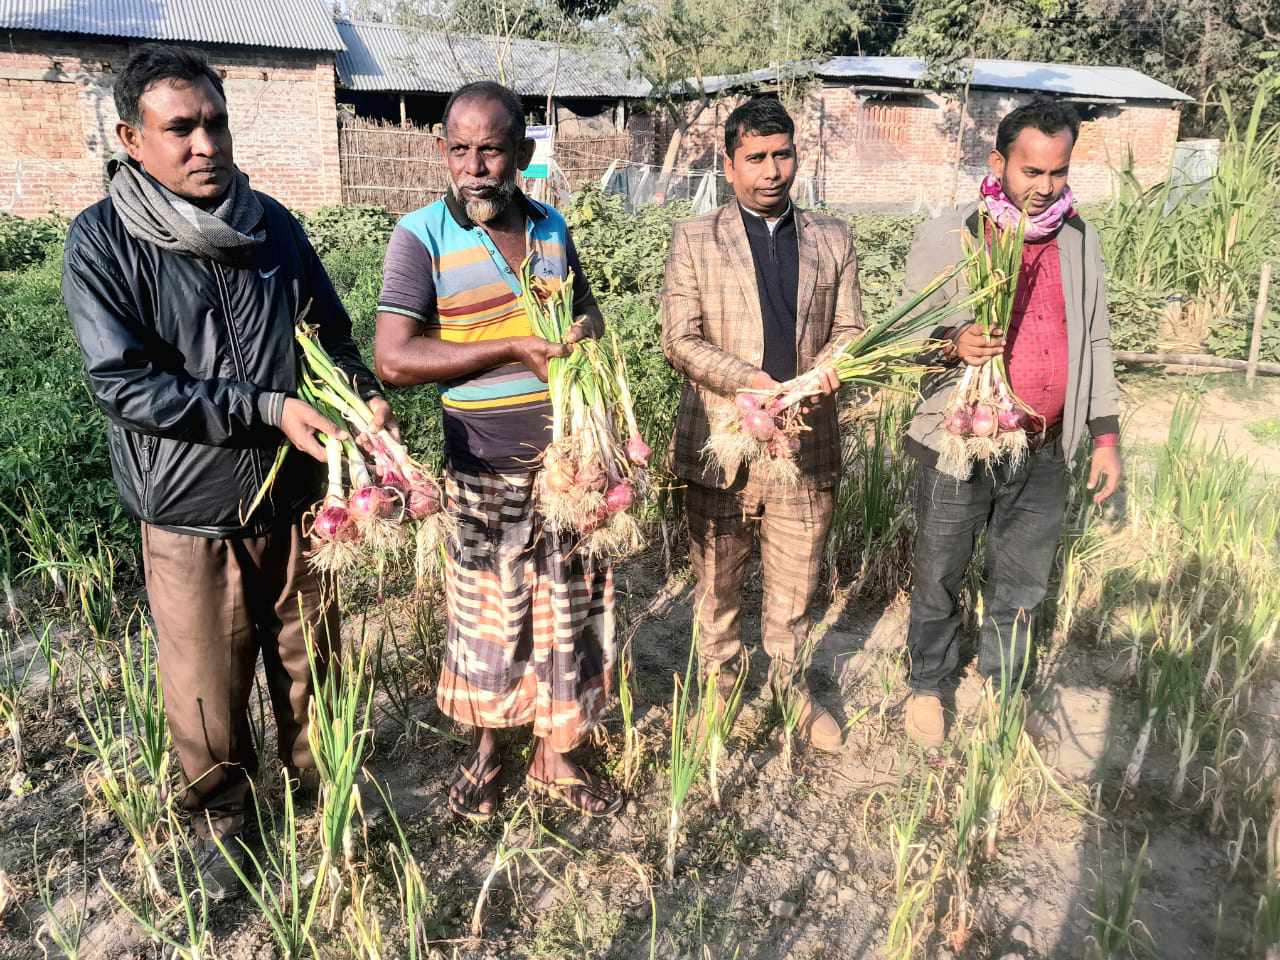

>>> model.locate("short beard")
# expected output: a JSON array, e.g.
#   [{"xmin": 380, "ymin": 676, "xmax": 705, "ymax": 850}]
[{"xmin": 449, "ymin": 172, "xmax": 518, "ymax": 224}]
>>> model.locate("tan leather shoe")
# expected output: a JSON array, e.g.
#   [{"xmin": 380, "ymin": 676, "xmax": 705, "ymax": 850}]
[
  {"xmin": 905, "ymin": 693, "xmax": 945, "ymax": 749},
  {"xmin": 793, "ymin": 692, "xmax": 844, "ymax": 754}
]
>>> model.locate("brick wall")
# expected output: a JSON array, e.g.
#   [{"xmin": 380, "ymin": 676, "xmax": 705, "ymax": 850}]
[
  {"xmin": 664, "ymin": 83, "xmax": 1184, "ymax": 211},
  {"xmin": 0, "ymin": 31, "xmax": 341, "ymax": 219}
]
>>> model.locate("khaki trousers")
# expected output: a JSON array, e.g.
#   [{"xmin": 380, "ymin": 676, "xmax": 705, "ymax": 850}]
[
  {"xmin": 141, "ymin": 517, "xmax": 338, "ymax": 837},
  {"xmin": 685, "ymin": 469, "xmax": 835, "ymax": 671}
]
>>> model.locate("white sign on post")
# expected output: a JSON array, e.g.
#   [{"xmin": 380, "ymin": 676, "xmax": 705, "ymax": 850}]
[{"xmin": 525, "ymin": 125, "xmax": 554, "ymax": 180}]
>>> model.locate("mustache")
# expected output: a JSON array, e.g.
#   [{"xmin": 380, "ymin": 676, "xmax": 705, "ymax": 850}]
[{"xmin": 453, "ymin": 174, "xmax": 517, "ymax": 194}]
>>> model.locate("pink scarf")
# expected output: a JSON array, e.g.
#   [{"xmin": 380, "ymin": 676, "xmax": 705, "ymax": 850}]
[{"xmin": 979, "ymin": 174, "xmax": 1075, "ymax": 242}]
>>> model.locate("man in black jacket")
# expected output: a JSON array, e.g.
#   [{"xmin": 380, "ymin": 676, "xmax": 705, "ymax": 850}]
[{"xmin": 61, "ymin": 44, "xmax": 392, "ymax": 897}]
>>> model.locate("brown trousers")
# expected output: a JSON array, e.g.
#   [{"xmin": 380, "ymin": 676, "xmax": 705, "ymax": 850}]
[
  {"xmin": 141, "ymin": 517, "xmax": 338, "ymax": 837},
  {"xmin": 686, "ymin": 469, "xmax": 835, "ymax": 670}
]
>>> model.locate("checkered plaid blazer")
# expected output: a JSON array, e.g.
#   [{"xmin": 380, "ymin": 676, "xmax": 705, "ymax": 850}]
[{"xmin": 660, "ymin": 203, "xmax": 865, "ymax": 489}]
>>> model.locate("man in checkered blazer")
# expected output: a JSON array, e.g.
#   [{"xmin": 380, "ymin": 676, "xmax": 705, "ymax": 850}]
[{"xmin": 660, "ymin": 98, "xmax": 865, "ymax": 754}]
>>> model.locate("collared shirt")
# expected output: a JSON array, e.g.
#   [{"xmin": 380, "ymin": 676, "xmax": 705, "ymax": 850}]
[
  {"xmin": 739, "ymin": 202, "xmax": 799, "ymax": 382},
  {"xmin": 378, "ymin": 190, "xmax": 596, "ymax": 473}
]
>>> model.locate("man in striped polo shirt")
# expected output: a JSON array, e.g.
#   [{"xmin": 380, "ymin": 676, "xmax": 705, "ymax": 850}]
[{"xmin": 374, "ymin": 82, "xmax": 619, "ymax": 820}]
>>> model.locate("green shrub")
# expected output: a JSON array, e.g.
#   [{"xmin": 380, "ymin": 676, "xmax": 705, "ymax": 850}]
[
  {"xmin": 845, "ymin": 213, "xmax": 921, "ymax": 319},
  {"xmin": 0, "ymin": 256, "xmax": 136, "ymax": 577},
  {"xmin": 302, "ymin": 205, "xmax": 396, "ymax": 257},
  {"xmin": 322, "ymin": 242, "xmax": 444, "ymax": 466},
  {"xmin": 0, "ymin": 213, "xmax": 65, "ymax": 271},
  {"xmin": 565, "ymin": 186, "xmax": 691, "ymax": 299}
]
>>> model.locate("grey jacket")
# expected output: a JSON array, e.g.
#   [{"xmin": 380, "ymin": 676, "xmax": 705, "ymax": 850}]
[{"xmin": 903, "ymin": 201, "xmax": 1121, "ymax": 467}]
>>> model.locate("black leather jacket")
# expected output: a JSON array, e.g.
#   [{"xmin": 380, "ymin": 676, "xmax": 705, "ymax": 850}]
[{"xmin": 61, "ymin": 193, "xmax": 377, "ymax": 537}]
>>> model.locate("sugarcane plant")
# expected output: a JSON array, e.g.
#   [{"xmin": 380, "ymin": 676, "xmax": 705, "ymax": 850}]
[
  {"xmin": 936, "ymin": 208, "xmax": 1042, "ymax": 478},
  {"xmin": 705, "ymin": 259, "xmax": 990, "ymax": 486},
  {"xmin": 520, "ymin": 258, "xmax": 652, "ymax": 560}
]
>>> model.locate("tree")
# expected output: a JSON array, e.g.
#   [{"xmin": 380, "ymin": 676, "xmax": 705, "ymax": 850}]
[{"xmin": 619, "ymin": 0, "xmax": 870, "ymax": 197}]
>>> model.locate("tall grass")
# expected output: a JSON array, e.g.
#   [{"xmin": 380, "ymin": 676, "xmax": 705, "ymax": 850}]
[{"xmin": 1095, "ymin": 81, "xmax": 1280, "ymax": 355}]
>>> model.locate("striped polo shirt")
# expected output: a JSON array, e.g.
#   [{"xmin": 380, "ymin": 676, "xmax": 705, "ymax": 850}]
[{"xmin": 378, "ymin": 191, "xmax": 599, "ymax": 473}]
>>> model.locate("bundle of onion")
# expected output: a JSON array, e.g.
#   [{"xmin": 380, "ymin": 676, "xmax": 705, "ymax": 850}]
[
  {"xmin": 704, "ymin": 260, "xmax": 992, "ymax": 484},
  {"xmin": 245, "ymin": 317, "xmax": 452, "ymax": 583},
  {"xmin": 935, "ymin": 208, "xmax": 1042, "ymax": 479},
  {"xmin": 520, "ymin": 257, "xmax": 651, "ymax": 561}
]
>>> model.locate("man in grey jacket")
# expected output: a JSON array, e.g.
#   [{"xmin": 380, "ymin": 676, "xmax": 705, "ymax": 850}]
[{"xmin": 900, "ymin": 99, "xmax": 1123, "ymax": 748}]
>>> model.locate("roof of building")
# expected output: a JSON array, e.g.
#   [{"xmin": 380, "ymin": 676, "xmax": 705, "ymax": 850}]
[
  {"xmin": 703, "ymin": 55, "xmax": 1191, "ymax": 102},
  {"xmin": 334, "ymin": 19, "xmax": 648, "ymax": 99},
  {"xmin": 0, "ymin": 0, "xmax": 345, "ymax": 51}
]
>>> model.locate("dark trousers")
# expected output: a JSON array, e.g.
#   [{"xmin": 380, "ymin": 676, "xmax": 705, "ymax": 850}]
[
  {"xmin": 906, "ymin": 444, "xmax": 1068, "ymax": 694},
  {"xmin": 141, "ymin": 517, "xmax": 338, "ymax": 837}
]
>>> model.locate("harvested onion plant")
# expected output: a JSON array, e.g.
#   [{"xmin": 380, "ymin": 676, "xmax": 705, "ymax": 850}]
[
  {"xmin": 520, "ymin": 258, "xmax": 652, "ymax": 560},
  {"xmin": 936, "ymin": 209, "xmax": 1040, "ymax": 479},
  {"xmin": 705, "ymin": 261, "xmax": 983, "ymax": 485},
  {"xmin": 246, "ymin": 318, "xmax": 451, "ymax": 582}
]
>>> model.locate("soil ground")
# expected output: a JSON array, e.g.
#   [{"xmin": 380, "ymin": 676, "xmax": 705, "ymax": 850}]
[{"xmin": 0, "ymin": 370, "xmax": 1276, "ymax": 959}]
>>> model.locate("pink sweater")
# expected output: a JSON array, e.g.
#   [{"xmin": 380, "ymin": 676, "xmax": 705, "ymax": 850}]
[{"xmin": 1004, "ymin": 237, "xmax": 1069, "ymax": 429}]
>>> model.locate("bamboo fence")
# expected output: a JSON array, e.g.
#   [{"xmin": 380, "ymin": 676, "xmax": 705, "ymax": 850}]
[{"xmin": 338, "ymin": 116, "xmax": 639, "ymax": 215}]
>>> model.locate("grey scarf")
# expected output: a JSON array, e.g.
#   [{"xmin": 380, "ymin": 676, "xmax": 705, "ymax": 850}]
[{"xmin": 106, "ymin": 153, "xmax": 265, "ymax": 263}]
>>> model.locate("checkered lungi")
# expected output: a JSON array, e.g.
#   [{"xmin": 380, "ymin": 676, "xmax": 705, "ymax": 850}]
[{"xmin": 436, "ymin": 467, "xmax": 615, "ymax": 754}]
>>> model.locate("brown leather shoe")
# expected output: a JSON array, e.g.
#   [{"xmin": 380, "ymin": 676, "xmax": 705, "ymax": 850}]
[
  {"xmin": 794, "ymin": 693, "xmax": 844, "ymax": 753},
  {"xmin": 905, "ymin": 693, "xmax": 945, "ymax": 749}
]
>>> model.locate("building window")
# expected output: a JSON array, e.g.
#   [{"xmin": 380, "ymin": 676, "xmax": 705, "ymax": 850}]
[{"xmin": 855, "ymin": 101, "xmax": 908, "ymax": 143}]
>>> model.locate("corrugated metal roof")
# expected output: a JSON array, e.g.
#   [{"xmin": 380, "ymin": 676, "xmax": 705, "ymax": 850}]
[
  {"xmin": 704, "ymin": 56, "xmax": 1190, "ymax": 102},
  {"xmin": 0, "ymin": 0, "xmax": 345, "ymax": 51},
  {"xmin": 334, "ymin": 19, "xmax": 648, "ymax": 99}
]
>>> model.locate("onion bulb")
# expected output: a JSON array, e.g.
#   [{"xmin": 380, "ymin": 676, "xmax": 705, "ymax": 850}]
[
  {"xmin": 407, "ymin": 482, "xmax": 441, "ymax": 519},
  {"xmin": 743, "ymin": 409, "xmax": 777, "ymax": 441},
  {"xmin": 997, "ymin": 406, "xmax": 1026, "ymax": 432},
  {"xmin": 605, "ymin": 483, "xmax": 634, "ymax": 514},
  {"xmin": 313, "ymin": 503, "xmax": 357, "ymax": 542},
  {"xmin": 349, "ymin": 484, "xmax": 396, "ymax": 522},
  {"xmin": 626, "ymin": 434, "xmax": 651, "ymax": 466},
  {"xmin": 970, "ymin": 404, "xmax": 998, "ymax": 438},
  {"xmin": 576, "ymin": 460, "xmax": 607, "ymax": 492},
  {"xmin": 735, "ymin": 393, "xmax": 762, "ymax": 415},
  {"xmin": 945, "ymin": 408, "xmax": 973, "ymax": 435}
]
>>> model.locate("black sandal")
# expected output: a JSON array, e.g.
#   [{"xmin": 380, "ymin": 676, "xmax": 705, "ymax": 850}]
[{"xmin": 448, "ymin": 751, "xmax": 502, "ymax": 823}]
